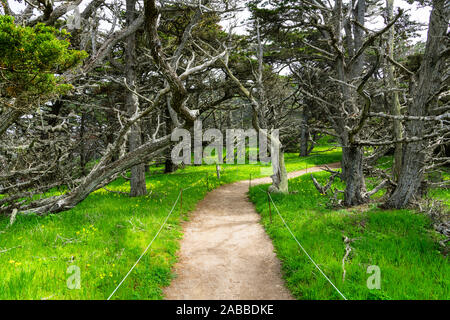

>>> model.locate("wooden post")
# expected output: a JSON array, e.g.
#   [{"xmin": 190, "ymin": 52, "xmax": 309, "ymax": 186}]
[
  {"xmin": 206, "ymin": 172, "xmax": 209, "ymax": 190},
  {"xmin": 216, "ymin": 165, "xmax": 221, "ymax": 180},
  {"xmin": 180, "ymin": 188, "xmax": 183, "ymax": 215},
  {"xmin": 267, "ymin": 193, "xmax": 272, "ymax": 224},
  {"xmin": 249, "ymin": 173, "xmax": 252, "ymax": 189}
]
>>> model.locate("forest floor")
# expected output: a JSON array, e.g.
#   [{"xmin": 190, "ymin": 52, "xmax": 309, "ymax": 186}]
[
  {"xmin": 0, "ymin": 140, "xmax": 342, "ymax": 299},
  {"xmin": 164, "ymin": 163, "xmax": 339, "ymax": 299},
  {"xmin": 249, "ymin": 165, "xmax": 449, "ymax": 300},
  {"xmin": 1, "ymin": 138, "xmax": 447, "ymax": 300}
]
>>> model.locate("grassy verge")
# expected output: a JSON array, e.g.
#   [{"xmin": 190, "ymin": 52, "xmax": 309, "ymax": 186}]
[
  {"xmin": 249, "ymin": 171, "xmax": 449, "ymax": 300},
  {"xmin": 0, "ymin": 139, "xmax": 341, "ymax": 299}
]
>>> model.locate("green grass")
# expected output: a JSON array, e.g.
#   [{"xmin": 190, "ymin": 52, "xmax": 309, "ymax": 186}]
[
  {"xmin": 2, "ymin": 136, "xmax": 447, "ymax": 300},
  {"xmin": 0, "ymin": 138, "xmax": 341, "ymax": 300},
  {"xmin": 249, "ymin": 171, "xmax": 449, "ymax": 300}
]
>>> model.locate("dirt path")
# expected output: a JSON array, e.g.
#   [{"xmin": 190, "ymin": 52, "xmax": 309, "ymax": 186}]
[{"xmin": 163, "ymin": 163, "xmax": 340, "ymax": 300}]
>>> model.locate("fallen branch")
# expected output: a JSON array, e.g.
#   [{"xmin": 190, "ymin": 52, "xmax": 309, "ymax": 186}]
[
  {"xmin": 321, "ymin": 165, "xmax": 342, "ymax": 178},
  {"xmin": 121, "ymin": 172, "xmax": 131, "ymax": 181},
  {"xmin": 342, "ymin": 235, "xmax": 357, "ymax": 282},
  {"xmin": 365, "ymin": 179, "xmax": 388, "ymax": 198},
  {"xmin": 9, "ymin": 208, "xmax": 18, "ymax": 227},
  {"xmin": 311, "ymin": 171, "xmax": 339, "ymax": 195}
]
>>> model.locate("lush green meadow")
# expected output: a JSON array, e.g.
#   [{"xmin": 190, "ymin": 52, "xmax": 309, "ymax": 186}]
[
  {"xmin": 249, "ymin": 171, "xmax": 449, "ymax": 300},
  {"xmin": 0, "ymin": 143, "xmax": 341, "ymax": 300},
  {"xmin": 1, "ymin": 137, "xmax": 448, "ymax": 300}
]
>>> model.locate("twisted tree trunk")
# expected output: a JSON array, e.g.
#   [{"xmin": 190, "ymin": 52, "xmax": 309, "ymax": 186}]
[
  {"xmin": 385, "ymin": 0, "xmax": 403, "ymax": 180},
  {"xmin": 341, "ymin": 144, "xmax": 368, "ymax": 206},
  {"xmin": 299, "ymin": 108, "xmax": 310, "ymax": 157},
  {"xmin": 126, "ymin": 0, "xmax": 146, "ymax": 197},
  {"xmin": 268, "ymin": 149, "xmax": 288, "ymax": 193}
]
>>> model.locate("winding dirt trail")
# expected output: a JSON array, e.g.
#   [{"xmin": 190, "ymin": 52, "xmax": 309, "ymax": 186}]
[{"xmin": 163, "ymin": 163, "xmax": 340, "ymax": 300}]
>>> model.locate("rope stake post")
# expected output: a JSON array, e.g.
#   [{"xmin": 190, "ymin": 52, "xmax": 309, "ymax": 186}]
[
  {"xmin": 267, "ymin": 192, "xmax": 272, "ymax": 224},
  {"xmin": 216, "ymin": 164, "xmax": 221, "ymax": 180},
  {"xmin": 249, "ymin": 173, "xmax": 252, "ymax": 189}
]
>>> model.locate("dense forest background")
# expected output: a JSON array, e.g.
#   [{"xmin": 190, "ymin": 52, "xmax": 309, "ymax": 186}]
[{"xmin": 1, "ymin": 0, "xmax": 448, "ymax": 215}]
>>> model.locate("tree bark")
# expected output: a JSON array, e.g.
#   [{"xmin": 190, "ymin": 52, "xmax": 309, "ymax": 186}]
[
  {"xmin": 269, "ymin": 150, "xmax": 288, "ymax": 193},
  {"xmin": 126, "ymin": 0, "xmax": 146, "ymax": 197},
  {"xmin": 0, "ymin": 107, "xmax": 22, "ymax": 137},
  {"xmin": 384, "ymin": 0, "xmax": 449, "ymax": 208},
  {"xmin": 80, "ymin": 111, "xmax": 87, "ymax": 176},
  {"xmin": 351, "ymin": 0, "xmax": 366, "ymax": 78},
  {"xmin": 299, "ymin": 108, "xmax": 310, "ymax": 157},
  {"xmin": 335, "ymin": 0, "xmax": 369, "ymax": 205},
  {"xmin": 342, "ymin": 144, "xmax": 368, "ymax": 206},
  {"xmin": 385, "ymin": 0, "xmax": 403, "ymax": 179}
]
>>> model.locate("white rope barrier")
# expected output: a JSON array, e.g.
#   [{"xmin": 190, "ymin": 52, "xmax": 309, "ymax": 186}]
[
  {"xmin": 107, "ymin": 190, "xmax": 182, "ymax": 300},
  {"xmin": 259, "ymin": 187, "xmax": 347, "ymax": 300}
]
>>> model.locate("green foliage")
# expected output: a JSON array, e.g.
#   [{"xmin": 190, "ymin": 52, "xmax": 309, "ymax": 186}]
[
  {"xmin": 0, "ymin": 15, "xmax": 87, "ymax": 99},
  {"xmin": 0, "ymin": 136, "xmax": 447, "ymax": 300},
  {"xmin": 157, "ymin": 8, "xmax": 226, "ymax": 58}
]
